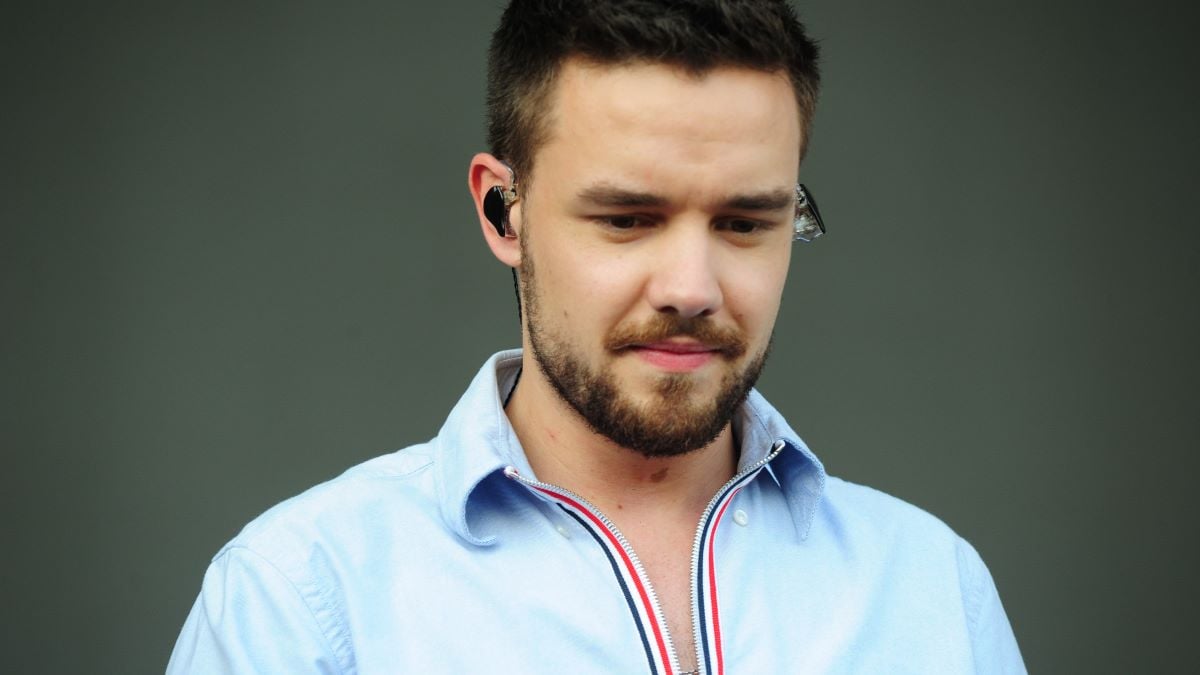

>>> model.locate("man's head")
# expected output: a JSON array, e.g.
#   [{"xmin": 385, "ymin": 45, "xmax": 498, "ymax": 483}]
[{"xmin": 470, "ymin": 0, "xmax": 820, "ymax": 459}]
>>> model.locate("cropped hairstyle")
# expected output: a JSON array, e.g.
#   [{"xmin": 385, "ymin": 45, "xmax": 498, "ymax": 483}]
[{"xmin": 486, "ymin": 0, "xmax": 822, "ymax": 184}]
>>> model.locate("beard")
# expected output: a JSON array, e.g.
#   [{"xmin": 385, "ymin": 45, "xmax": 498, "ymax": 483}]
[{"xmin": 519, "ymin": 229, "xmax": 771, "ymax": 459}]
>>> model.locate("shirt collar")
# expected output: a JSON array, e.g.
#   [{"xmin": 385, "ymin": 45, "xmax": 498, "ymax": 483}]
[
  {"xmin": 433, "ymin": 350, "xmax": 827, "ymax": 544},
  {"xmin": 734, "ymin": 388, "xmax": 828, "ymax": 541}
]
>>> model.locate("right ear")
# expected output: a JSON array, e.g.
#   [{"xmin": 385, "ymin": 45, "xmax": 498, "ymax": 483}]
[{"xmin": 468, "ymin": 153, "xmax": 521, "ymax": 268}]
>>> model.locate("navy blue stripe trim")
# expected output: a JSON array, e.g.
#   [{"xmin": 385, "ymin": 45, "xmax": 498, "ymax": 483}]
[
  {"xmin": 694, "ymin": 471, "xmax": 760, "ymax": 673},
  {"xmin": 560, "ymin": 506, "xmax": 659, "ymax": 675}
]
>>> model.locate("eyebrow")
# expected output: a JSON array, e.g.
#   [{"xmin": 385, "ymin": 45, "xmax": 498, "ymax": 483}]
[
  {"xmin": 577, "ymin": 184, "xmax": 667, "ymax": 208},
  {"xmin": 576, "ymin": 183, "xmax": 794, "ymax": 212},
  {"xmin": 725, "ymin": 188, "xmax": 795, "ymax": 212}
]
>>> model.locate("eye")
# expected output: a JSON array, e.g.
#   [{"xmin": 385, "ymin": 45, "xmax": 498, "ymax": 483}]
[
  {"xmin": 596, "ymin": 214, "xmax": 654, "ymax": 230},
  {"xmin": 716, "ymin": 218, "xmax": 769, "ymax": 234}
]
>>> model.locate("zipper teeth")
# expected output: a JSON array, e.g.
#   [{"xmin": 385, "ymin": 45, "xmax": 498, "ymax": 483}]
[
  {"xmin": 503, "ymin": 466, "xmax": 682, "ymax": 673},
  {"xmin": 687, "ymin": 439, "xmax": 787, "ymax": 675}
]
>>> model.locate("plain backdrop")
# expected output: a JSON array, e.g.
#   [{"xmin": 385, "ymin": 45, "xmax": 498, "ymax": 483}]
[{"xmin": 4, "ymin": 1, "xmax": 1198, "ymax": 672}]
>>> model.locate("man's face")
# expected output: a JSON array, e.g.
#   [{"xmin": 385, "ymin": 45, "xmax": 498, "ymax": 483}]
[{"xmin": 518, "ymin": 59, "xmax": 802, "ymax": 458}]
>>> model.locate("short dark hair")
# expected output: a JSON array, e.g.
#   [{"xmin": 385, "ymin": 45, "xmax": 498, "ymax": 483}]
[{"xmin": 486, "ymin": 0, "xmax": 821, "ymax": 183}]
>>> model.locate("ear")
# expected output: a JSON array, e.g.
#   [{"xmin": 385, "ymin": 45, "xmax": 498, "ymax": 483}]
[{"xmin": 468, "ymin": 152, "xmax": 521, "ymax": 268}]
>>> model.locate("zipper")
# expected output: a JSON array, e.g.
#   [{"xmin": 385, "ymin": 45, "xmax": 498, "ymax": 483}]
[
  {"xmin": 504, "ymin": 438, "xmax": 787, "ymax": 675},
  {"xmin": 504, "ymin": 466, "xmax": 682, "ymax": 674},
  {"xmin": 687, "ymin": 439, "xmax": 786, "ymax": 675}
]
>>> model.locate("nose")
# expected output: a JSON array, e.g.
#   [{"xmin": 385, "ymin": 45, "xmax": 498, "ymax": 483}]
[{"xmin": 643, "ymin": 228, "xmax": 724, "ymax": 318}]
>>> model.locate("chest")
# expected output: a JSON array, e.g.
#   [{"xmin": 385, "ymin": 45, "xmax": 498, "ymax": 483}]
[
  {"xmin": 625, "ymin": 528, "xmax": 702, "ymax": 672},
  {"xmin": 333, "ymin": 481, "xmax": 978, "ymax": 674}
]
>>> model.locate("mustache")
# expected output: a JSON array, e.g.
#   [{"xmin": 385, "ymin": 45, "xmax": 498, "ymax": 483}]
[{"xmin": 605, "ymin": 315, "xmax": 748, "ymax": 359}]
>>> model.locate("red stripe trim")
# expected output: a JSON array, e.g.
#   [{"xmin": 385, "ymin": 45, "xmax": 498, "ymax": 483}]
[
  {"xmin": 706, "ymin": 487, "xmax": 742, "ymax": 675},
  {"xmin": 531, "ymin": 485, "xmax": 674, "ymax": 675}
]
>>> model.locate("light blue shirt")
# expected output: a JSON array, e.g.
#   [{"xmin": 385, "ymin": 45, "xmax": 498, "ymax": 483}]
[{"xmin": 168, "ymin": 350, "xmax": 1025, "ymax": 674}]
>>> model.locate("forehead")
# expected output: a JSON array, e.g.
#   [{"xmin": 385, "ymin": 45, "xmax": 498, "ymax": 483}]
[{"xmin": 529, "ymin": 58, "xmax": 803, "ymax": 199}]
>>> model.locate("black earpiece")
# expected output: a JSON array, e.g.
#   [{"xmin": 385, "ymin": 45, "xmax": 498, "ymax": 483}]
[{"xmin": 483, "ymin": 186, "xmax": 508, "ymax": 236}]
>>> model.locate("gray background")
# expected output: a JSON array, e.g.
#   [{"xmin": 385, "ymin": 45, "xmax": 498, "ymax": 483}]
[{"xmin": 4, "ymin": 1, "xmax": 1197, "ymax": 672}]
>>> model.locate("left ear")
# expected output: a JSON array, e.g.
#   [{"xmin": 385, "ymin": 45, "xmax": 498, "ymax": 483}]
[{"xmin": 467, "ymin": 153, "xmax": 521, "ymax": 268}]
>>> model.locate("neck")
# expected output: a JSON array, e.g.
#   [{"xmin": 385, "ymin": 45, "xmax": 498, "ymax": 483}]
[{"xmin": 505, "ymin": 354, "xmax": 739, "ymax": 518}]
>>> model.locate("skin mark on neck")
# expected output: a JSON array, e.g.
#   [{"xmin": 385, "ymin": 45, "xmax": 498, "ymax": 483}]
[{"xmin": 649, "ymin": 467, "xmax": 669, "ymax": 483}]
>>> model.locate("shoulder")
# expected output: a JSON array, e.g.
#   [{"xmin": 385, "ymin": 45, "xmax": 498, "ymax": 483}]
[
  {"xmin": 174, "ymin": 443, "xmax": 450, "ymax": 674},
  {"xmin": 817, "ymin": 475, "xmax": 974, "ymax": 565},
  {"xmin": 823, "ymin": 475, "xmax": 953, "ymax": 532},
  {"xmin": 219, "ymin": 441, "xmax": 445, "ymax": 568},
  {"xmin": 810, "ymin": 476, "xmax": 1004, "ymax": 626}
]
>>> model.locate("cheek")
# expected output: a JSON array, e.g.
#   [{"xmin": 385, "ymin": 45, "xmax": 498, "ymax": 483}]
[
  {"xmin": 732, "ymin": 287, "xmax": 783, "ymax": 338},
  {"xmin": 537, "ymin": 245, "xmax": 642, "ymax": 330},
  {"xmin": 724, "ymin": 252, "xmax": 790, "ymax": 331}
]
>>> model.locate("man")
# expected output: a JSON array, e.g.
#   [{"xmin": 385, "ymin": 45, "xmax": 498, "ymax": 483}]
[{"xmin": 169, "ymin": 1, "xmax": 1025, "ymax": 673}]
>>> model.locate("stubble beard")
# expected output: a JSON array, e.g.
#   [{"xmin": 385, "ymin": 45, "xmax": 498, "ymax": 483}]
[{"xmin": 519, "ymin": 227, "xmax": 772, "ymax": 459}]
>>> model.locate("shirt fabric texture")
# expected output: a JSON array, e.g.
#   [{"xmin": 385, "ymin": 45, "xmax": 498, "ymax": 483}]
[{"xmin": 167, "ymin": 350, "xmax": 1026, "ymax": 674}]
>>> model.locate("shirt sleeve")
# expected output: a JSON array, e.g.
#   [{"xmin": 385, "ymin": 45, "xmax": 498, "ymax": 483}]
[
  {"xmin": 166, "ymin": 545, "xmax": 345, "ymax": 675},
  {"xmin": 957, "ymin": 537, "xmax": 1027, "ymax": 675}
]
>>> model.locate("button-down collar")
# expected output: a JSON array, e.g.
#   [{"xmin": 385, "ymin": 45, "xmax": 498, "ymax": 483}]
[{"xmin": 433, "ymin": 350, "xmax": 827, "ymax": 545}]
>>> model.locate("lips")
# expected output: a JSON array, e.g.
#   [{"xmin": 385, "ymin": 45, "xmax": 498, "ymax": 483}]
[
  {"xmin": 638, "ymin": 340, "xmax": 714, "ymax": 353},
  {"xmin": 630, "ymin": 341, "xmax": 719, "ymax": 372}
]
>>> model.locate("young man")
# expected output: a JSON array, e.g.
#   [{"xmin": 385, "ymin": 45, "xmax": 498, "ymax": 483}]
[{"xmin": 169, "ymin": 1, "xmax": 1025, "ymax": 673}]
